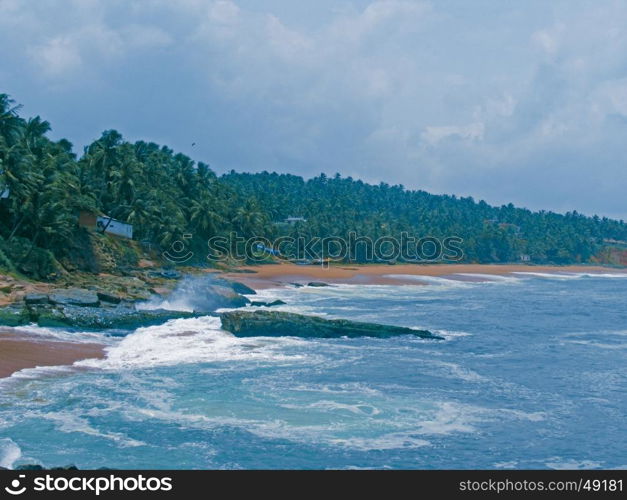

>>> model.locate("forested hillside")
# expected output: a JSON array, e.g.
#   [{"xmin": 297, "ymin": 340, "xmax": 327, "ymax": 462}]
[{"xmin": 1, "ymin": 93, "xmax": 625, "ymax": 279}]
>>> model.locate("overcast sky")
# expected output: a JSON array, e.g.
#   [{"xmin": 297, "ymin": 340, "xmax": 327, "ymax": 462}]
[{"xmin": 1, "ymin": 0, "xmax": 626, "ymax": 219}]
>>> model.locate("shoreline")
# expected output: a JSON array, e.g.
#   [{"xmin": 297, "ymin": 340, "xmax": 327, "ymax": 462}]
[
  {"xmin": 0, "ymin": 329, "xmax": 105, "ymax": 379},
  {"xmin": 221, "ymin": 263, "xmax": 627, "ymax": 290},
  {"xmin": 2, "ymin": 262, "xmax": 625, "ymax": 379}
]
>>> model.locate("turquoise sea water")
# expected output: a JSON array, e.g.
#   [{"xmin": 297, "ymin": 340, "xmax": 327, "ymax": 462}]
[{"xmin": 1, "ymin": 271, "xmax": 626, "ymax": 469}]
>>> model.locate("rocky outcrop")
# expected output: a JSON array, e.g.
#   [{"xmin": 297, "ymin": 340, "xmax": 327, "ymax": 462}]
[
  {"xmin": 219, "ymin": 310, "xmax": 442, "ymax": 340},
  {"xmin": 0, "ymin": 288, "xmax": 195, "ymax": 329},
  {"xmin": 49, "ymin": 288, "xmax": 100, "ymax": 307},
  {"xmin": 0, "ymin": 275, "xmax": 257, "ymax": 328},
  {"xmin": 29, "ymin": 303, "xmax": 194, "ymax": 330},
  {"xmin": 307, "ymin": 282, "xmax": 329, "ymax": 287}
]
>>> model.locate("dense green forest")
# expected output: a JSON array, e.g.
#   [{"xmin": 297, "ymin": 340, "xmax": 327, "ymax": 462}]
[{"xmin": 1, "ymin": 93, "xmax": 626, "ymax": 279}]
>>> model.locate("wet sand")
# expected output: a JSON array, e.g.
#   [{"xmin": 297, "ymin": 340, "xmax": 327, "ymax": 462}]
[
  {"xmin": 0, "ymin": 329, "xmax": 104, "ymax": 379},
  {"xmin": 221, "ymin": 263, "xmax": 626, "ymax": 289}
]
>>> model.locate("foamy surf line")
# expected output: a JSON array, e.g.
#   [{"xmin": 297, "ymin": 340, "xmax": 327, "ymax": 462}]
[
  {"xmin": 383, "ymin": 274, "xmax": 471, "ymax": 287},
  {"xmin": 512, "ymin": 271, "xmax": 627, "ymax": 280},
  {"xmin": 77, "ymin": 316, "xmax": 314, "ymax": 371},
  {"xmin": 453, "ymin": 273, "xmax": 521, "ymax": 282}
]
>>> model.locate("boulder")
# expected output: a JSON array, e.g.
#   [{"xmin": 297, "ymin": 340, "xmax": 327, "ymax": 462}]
[
  {"xmin": 148, "ymin": 269, "xmax": 182, "ymax": 280},
  {"xmin": 96, "ymin": 291, "xmax": 122, "ymax": 304},
  {"xmin": 219, "ymin": 310, "xmax": 442, "ymax": 340},
  {"xmin": 24, "ymin": 293, "xmax": 49, "ymax": 305},
  {"xmin": 249, "ymin": 299, "xmax": 286, "ymax": 307},
  {"xmin": 229, "ymin": 281, "xmax": 257, "ymax": 295},
  {"xmin": 204, "ymin": 285, "xmax": 250, "ymax": 309},
  {"xmin": 49, "ymin": 288, "xmax": 100, "ymax": 307},
  {"xmin": 307, "ymin": 282, "xmax": 329, "ymax": 287}
]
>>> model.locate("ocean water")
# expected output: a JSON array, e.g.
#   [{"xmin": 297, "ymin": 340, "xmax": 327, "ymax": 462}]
[{"xmin": 1, "ymin": 272, "xmax": 626, "ymax": 470}]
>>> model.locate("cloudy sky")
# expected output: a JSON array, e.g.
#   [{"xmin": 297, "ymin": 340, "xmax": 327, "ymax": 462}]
[{"xmin": 1, "ymin": 0, "xmax": 626, "ymax": 219}]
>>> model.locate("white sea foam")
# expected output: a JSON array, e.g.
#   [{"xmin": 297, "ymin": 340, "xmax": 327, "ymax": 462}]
[
  {"xmin": 383, "ymin": 274, "xmax": 471, "ymax": 288},
  {"xmin": 1, "ymin": 324, "xmax": 111, "ymax": 344},
  {"xmin": 563, "ymin": 340, "xmax": 626, "ymax": 350},
  {"xmin": 432, "ymin": 329, "xmax": 472, "ymax": 340},
  {"xmin": 77, "ymin": 316, "xmax": 311, "ymax": 371},
  {"xmin": 0, "ymin": 365, "xmax": 79, "ymax": 391},
  {"xmin": 411, "ymin": 402, "xmax": 482, "ymax": 435},
  {"xmin": 427, "ymin": 360, "xmax": 488, "ymax": 382},
  {"xmin": 454, "ymin": 273, "xmax": 520, "ymax": 282},
  {"xmin": 0, "ymin": 438, "xmax": 21, "ymax": 469},
  {"xmin": 330, "ymin": 433, "xmax": 431, "ymax": 451},
  {"xmin": 511, "ymin": 272, "xmax": 582, "ymax": 279},
  {"xmin": 513, "ymin": 271, "xmax": 627, "ymax": 280},
  {"xmin": 494, "ymin": 461, "xmax": 519, "ymax": 469},
  {"xmin": 545, "ymin": 458, "xmax": 603, "ymax": 470},
  {"xmin": 281, "ymin": 400, "xmax": 382, "ymax": 416},
  {"xmin": 42, "ymin": 412, "xmax": 145, "ymax": 447}
]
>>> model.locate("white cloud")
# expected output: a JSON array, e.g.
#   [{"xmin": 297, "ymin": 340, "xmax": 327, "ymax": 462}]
[
  {"xmin": 31, "ymin": 36, "xmax": 82, "ymax": 76},
  {"xmin": 2, "ymin": 0, "xmax": 627, "ymax": 218},
  {"xmin": 422, "ymin": 122, "xmax": 485, "ymax": 145}
]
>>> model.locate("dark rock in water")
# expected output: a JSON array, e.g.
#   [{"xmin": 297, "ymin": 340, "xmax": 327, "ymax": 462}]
[
  {"xmin": 307, "ymin": 282, "xmax": 329, "ymax": 287},
  {"xmin": 249, "ymin": 299, "xmax": 286, "ymax": 307},
  {"xmin": 219, "ymin": 310, "xmax": 442, "ymax": 340},
  {"xmin": 229, "ymin": 281, "xmax": 257, "ymax": 295},
  {"xmin": 96, "ymin": 291, "xmax": 122, "ymax": 304},
  {"xmin": 49, "ymin": 288, "xmax": 100, "ymax": 307},
  {"xmin": 291, "ymin": 283, "xmax": 304, "ymax": 288},
  {"xmin": 268, "ymin": 299, "xmax": 286, "ymax": 307},
  {"xmin": 24, "ymin": 293, "xmax": 49, "ymax": 305},
  {"xmin": 15, "ymin": 464, "xmax": 78, "ymax": 471}
]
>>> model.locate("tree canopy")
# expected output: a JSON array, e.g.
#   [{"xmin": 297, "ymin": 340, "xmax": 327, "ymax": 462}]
[{"xmin": 1, "ymin": 93, "xmax": 625, "ymax": 278}]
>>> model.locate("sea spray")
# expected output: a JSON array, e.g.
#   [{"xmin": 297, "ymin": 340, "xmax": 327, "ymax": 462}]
[
  {"xmin": 0, "ymin": 438, "xmax": 21, "ymax": 469},
  {"xmin": 138, "ymin": 275, "xmax": 250, "ymax": 313}
]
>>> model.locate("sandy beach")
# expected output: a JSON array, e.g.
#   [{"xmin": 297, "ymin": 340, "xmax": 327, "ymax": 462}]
[
  {"xmin": 221, "ymin": 263, "xmax": 627, "ymax": 289},
  {"xmin": 2, "ymin": 263, "xmax": 624, "ymax": 379},
  {"xmin": 0, "ymin": 329, "xmax": 104, "ymax": 379}
]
